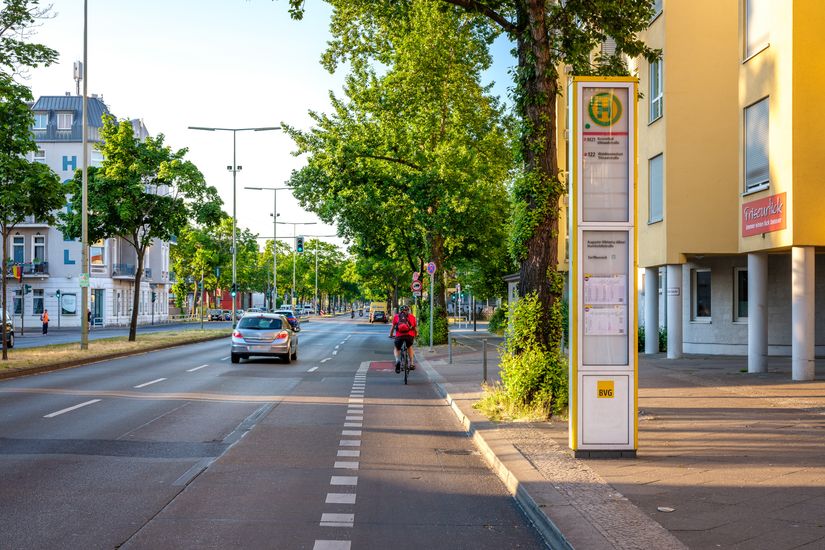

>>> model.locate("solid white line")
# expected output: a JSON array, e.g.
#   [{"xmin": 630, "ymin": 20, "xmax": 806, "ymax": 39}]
[
  {"xmin": 320, "ymin": 513, "xmax": 354, "ymax": 528},
  {"xmin": 44, "ymin": 399, "xmax": 101, "ymax": 418},
  {"xmin": 330, "ymin": 476, "xmax": 358, "ymax": 486},
  {"xmin": 134, "ymin": 378, "xmax": 166, "ymax": 389},
  {"xmin": 339, "ymin": 440, "xmax": 361, "ymax": 447},
  {"xmin": 337, "ymin": 449, "xmax": 360, "ymax": 457},
  {"xmin": 344, "ymin": 422, "xmax": 362, "ymax": 428},
  {"xmin": 334, "ymin": 461, "xmax": 359, "ymax": 470},
  {"xmin": 313, "ymin": 541, "xmax": 351, "ymax": 550},
  {"xmin": 326, "ymin": 493, "xmax": 356, "ymax": 504},
  {"xmin": 307, "ymin": 366, "xmax": 319, "ymax": 372},
  {"xmin": 342, "ymin": 430, "xmax": 362, "ymax": 437},
  {"xmin": 221, "ymin": 356, "xmax": 230, "ymax": 361},
  {"xmin": 186, "ymin": 364, "xmax": 209, "ymax": 372}
]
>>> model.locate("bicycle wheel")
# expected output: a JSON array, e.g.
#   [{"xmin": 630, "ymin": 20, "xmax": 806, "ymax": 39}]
[{"xmin": 402, "ymin": 343, "xmax": 409, "ymax": 385}]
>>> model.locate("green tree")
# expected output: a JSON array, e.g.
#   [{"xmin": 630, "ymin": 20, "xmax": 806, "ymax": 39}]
[
  {"xmin": 0, "ymin": 0, "xmax": 62, "ymax": 360},
  {"xmin": 285, "ymin": 0, "xmax": 658, "ymax": 364},
  {"xmin": 63, "ymin": 116, "xmax": 223, "ymax": 341}
]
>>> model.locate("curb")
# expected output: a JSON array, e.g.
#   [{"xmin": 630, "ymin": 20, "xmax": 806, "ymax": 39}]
[
  {"xmin": 419, "ymin": 355, "xmax": 573, "ymax": 550},
  {"xmin": 0, "ymin": 334, "xmax": 228, "ymax": 381}
]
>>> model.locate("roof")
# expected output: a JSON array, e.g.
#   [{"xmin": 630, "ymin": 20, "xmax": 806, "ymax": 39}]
[{"xmin": 31, "ymin": 95, "xmax": 111, "ymax": 142}]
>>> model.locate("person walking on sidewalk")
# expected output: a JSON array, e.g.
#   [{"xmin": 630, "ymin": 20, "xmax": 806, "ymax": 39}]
[{"xmin": 40, "ymin": 309, "xmax": 49, "ymax": 334}]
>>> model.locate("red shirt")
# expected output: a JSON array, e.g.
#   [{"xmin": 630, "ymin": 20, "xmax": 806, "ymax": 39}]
[{"xmin": 392, "ymin": 313, "xmax": 417, "ymax": 337}]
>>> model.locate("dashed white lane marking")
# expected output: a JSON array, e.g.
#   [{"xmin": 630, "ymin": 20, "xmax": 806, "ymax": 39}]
[
  {"xmin": 320, "ymin": 358, "xmax": 332, "ymax": 363},
  {"xmin": 44, "ymin": 399, "xmax": 101, "ymax": 418},
  {"xmin": 339, "ymin": 440, "xmax": 361, "ymax": 447},
  {"xmin": 330, "ymin": 476, "xmax": 358, "ymax": 486},
  {"xmin": 334, "ymin": 461, "xmax": 359, "ymax": 470},
  {"xmin": 345, "ymin": 416, "xmax": 363, "ymax": 421},
  {"xmin": 313, "ymin": 541, "xmax": 351, "ymax": 550},
  {"xmin": 186, "ymin": 364, "xmax": 209, "ymax": 372},
  {"xmin": 344, "ymin": 422, "xmax": 362, "ymax": 428},
  {"xmin": 221, "ymin": 356, "xmax": 230, "ymax": 361},
  {"xmin": 134, "ymin": 378, "xmax": 166, "ymax": 389},
  {"xmin": 326, "ymin": 493, "xmax": 356, "ymax": 504},
  {"xmin": 332, "ymin": 350, "xmax": 338, "ymax": 356},
  {"xmin": 334, "ymin": 345, "xmax": 340, "ymax": 350},
  {"xmin": 341, "ymin": 430, "xmax": 362, "ymax": 437},
  {"xmin": 307, "ymin": 366, "xmax": 319, "ymax": 372},
  {"xmin": 337, "ymin": 450, "xmax": 360, "ymax": 457},
  {"xmin": 320, "ymin": 513, "xmax": 354, "ymax": 528}
]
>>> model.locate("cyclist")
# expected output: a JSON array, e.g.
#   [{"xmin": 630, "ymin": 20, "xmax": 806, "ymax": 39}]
[{"xmin": 390, "ymin": 304, "xmax": 417, "ymax": 373}]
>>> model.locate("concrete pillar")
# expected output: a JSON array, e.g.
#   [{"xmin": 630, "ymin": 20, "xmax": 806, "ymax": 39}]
[
  {"xmin": 791, "ymin": 246, "xmax": 815, "ymax": 381},
  {"xmin": 644, "ymin": 267, "xmax": 659, "ymax": 354},
  {"xmin": 747, "ymin": 253, "xmax": 768, "ymax": 373},
  {"xmin": 666, "ymin": 264, "xmax": 683, "ymax": 359}
]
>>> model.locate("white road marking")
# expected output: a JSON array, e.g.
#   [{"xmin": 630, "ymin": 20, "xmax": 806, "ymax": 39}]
[
  {"xmin": 342, "ymin": 430, "xmax": 362, "ymax": 437},
  {"xmin": 330, "ymin": 476, "xmax": 358, "ymax": 486},
  {"xmin": 334, "ymin": 345, "xmax": 340, "ymax": 350},
  {"xmin": 43, "ymin": 399, "xmax": 101, "ymax": 418},
  {"xmin": 320, "ymin": 513, "xmax": 354, "ymax": 528},
  {"xmin": 186, "ymin": 364, "xmax": 209, "ymax": 372},
  {"xmin": 334, "ymin": 461, "xmax": 359, "ymax": 470},
  {"xmin": 344, "ymin": 422, "xmax": 362, "ymax": 428},
  {"xmin": 345, "ymin": 416, "xmax": 363, "ymax": 421},
  {"xmin": 337, "ymin": 450, "xmax": 360, "ymax": 457},
  {"xmin": 313, "ymin": 541, "xmax": 351, "ymax": 550},
  {"xmin": 348, "ymin": 404, "xmax": 363, "ymax": 409},
  {"xmin": 326, "ymin": 493, "xmax": 356, "ymax": 504},
  {"xmin": 221, "ymin": 356, "xmax": 230, "ymax": 361},
  {"xmin": 320, "ymin": 358, "xmax": 331, "ymax": 363},
  {"xmin": 134, "ymin": 378, "xmax": 166, "ymax": 389},
  {"xmin": 339, "ymin": 440, "xmax": 361, "ymax": 447},
  {"xmin": 332, "ymin": 350, "xmax": 338, "ymax": 356},
  {"xmin": 307, "ymin": 366, "xmax": 319, "ymax": 372},
  {"xmin": 348, "ymin": 398, "xmax": 363, "ymax": 403},
  {"xmin": 346, "ymin": 410, "xmax": 361, "ymax": 416}
]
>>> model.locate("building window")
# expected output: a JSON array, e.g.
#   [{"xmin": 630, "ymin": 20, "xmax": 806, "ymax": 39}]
[
  {"xmin": 745, "ymin": 98, "xmax": 769, "ymax": 191},
  {"xmin": 734, "ymin": 268, "xmax": 748, "ymax": 321},
  {"xmin": 33, "ymin": 235, "xmax": 45, "ymax": 263},
  {"xmin": 649, "ymin": 58, "xmax": 663, "ymax": 122},
  {"xmin": 33, "ymin": 289, "xmax": 44, "ymax": 315},
  {"xmin": 12, "ymin": 235, "xmax": 24, "ymax": 264},
  {"xmin": 649, "ymin": 154, "xmax": 663, "ymax": 223},
  {"xmin": 91, "ymin": 240, "xmax": 105, "ymax": 265},
  {"xmin": 13, "ymin": 292, "xmax": 22, "ymax": 315},
  {"xmin": 691, "ymin": 269, "xmax": 712, "ymax": 320},
  {"xmin": 33, "ymin": 149, "xmax": 46, "ymax": 163},
  {"xmin": 61, "ymin": 293, "xmax": 77, "ymax": 315},
  {"xmin": 33, "ymin": 112, "xmax": 48, "ymax": 130},
  {"xmin": 57, "ymin": 112, "xmax": 73, "ymax": 130},
  {"xmin": 745, "ymin": 0, "xmax": 770, "ymax": 58}
]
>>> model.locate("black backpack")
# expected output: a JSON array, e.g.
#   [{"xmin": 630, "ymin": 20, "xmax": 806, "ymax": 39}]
[{"xmin": 397, "ymin": 311, "xmax": 413, "ymax": 333}]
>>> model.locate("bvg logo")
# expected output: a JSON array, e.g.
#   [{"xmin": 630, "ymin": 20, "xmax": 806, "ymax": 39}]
[{"xmin": 587, "ymin": 92, "xmax": 622, "ymax": 127}]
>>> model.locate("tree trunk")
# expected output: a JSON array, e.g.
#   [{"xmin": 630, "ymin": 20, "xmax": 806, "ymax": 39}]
[
  {"xmin": 1, "ymin": 228, "xmax": 8, "ymax": 360},
  {"xmin": 129, "ymin": 248, "xmax": 145, "ymax": 342},
  {"xmin": 515, "ymin": 0, "xmax": 563, "ymax": 352}
]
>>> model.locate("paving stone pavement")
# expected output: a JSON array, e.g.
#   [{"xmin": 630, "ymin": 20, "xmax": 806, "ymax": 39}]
[{"xmin": 419, "ymin": 329, "xmax": 825, "ymax": 550}]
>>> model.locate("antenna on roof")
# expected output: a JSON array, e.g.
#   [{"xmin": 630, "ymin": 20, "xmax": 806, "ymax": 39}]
[{"xmin": 73, "ymin": 61, "xmax": 83, "ymax": 96}]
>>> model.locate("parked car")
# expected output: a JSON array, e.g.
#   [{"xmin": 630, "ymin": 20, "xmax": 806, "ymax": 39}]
[
  {"xmin": 371, "ymin": 310, "xmax": 388, "ymax": 323},
  {"xmin": 1, "ymin": 310, "xmax": 13, "ymax": 348},
  {"xmin": 223, "ymin": 310, "xmax": 231, "ymax": 321},
  {"xmin": 273, "ymin": 309, "xmax": 300, "ymax": 331},
  {"xmin": 208, "ymin": 309, "xmax": 224, "ymax": 321},
  {"xmin": 230, "ymin": 313, "xmax": 298, "ymax": 364},
  {"xmin": 246, "ymin": 307, "xmax": 265, "ymax": 314}
]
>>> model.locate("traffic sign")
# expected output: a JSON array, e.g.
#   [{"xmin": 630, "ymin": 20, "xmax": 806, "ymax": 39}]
[
  {"xmin": 79, "ymin": 273, "xmax": 90, "ymax": 288},
  {"xmin": 412, "ymin": 271, "xmax": 420, "ymax": 282},
  {"xmin": 426, "ymin": 262, "xmax": 436, "ymax": 275},
  {"xmin": 413, "ymin": 290, "xmax": 422, "ymax": 297},
  {"xmin": 411, "ymin": 281, "xmax": 422, "ymax": 292}
]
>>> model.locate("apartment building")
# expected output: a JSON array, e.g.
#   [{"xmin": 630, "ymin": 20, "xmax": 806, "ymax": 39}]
[
  {"xmin": 14, "ymin": 93, "xmax": 172, "ymax": 327},
  {"xmin": 636, "ymin": 0, "xmax": 825, "ymax": 380}
]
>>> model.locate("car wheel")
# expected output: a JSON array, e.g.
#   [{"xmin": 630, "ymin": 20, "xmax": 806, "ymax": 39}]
[
  {"xmin": 231, "ymin": 353, "xmax": 240, "ymax": 364},
  {"xmin": 283, "ymin": 350, "xmax": 292, "ymax": 364},
  {"xmin": 291, "ymin": 347, "xmax": 298, "ymax": 361},
  {"xmin": 7, "ymin": 332, "xmax": 13, "ymax": 349}
]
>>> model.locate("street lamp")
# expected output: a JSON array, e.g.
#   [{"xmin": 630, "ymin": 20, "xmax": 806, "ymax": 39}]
[
  {"xmin": 187, "ymin": 126, "xmax": 280, "ymax": 326},
  {"xmin": 276, "ymin": 221, "xmax": 316, "ymax": 309},
  {"xmin": 245, "ymin": 186, "xmax": 289, "ymax": 310},
  {"xmin": 80, "ymin": 0, "xmax": 89, "ymax": 350}
]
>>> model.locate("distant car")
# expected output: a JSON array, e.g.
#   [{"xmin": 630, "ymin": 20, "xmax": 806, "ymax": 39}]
[
  {"xmin": 208, "ymin": 309, "xmax": 224, "ymax": 321},
  {"xmin": 371, "ymin": 310, "xmax": 388, "ymax": 323},
  {"xmin": 246, "ymin": 307, "xmax": 265, "ymax": 314},
  {"xmin": 223, "ymin": 310, "xmax": 231, "ymax": 321},
  {"xmin": 273, "ymin": 309, "xmax": 300, "ymax": 331},
  {"xmin": 231, "ymin": 313, "xmax": 298, "ymax": 364}
]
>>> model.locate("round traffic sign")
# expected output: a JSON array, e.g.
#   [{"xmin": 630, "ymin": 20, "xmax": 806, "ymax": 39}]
[
  {"xmin": 426, "ymin": 262, "xmax": 436, "ymax": 275},
  {"xmin": 411, "ymin": 281, "xmax": 422, "ymax": 292}
]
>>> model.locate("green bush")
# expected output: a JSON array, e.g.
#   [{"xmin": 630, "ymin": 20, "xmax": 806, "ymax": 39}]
[
  {"xmin": 638, "ymin": 325, "xmax": 645, "ymax": 352},
  {"xmin": 415, "ymin": 302, "xmax": 448, "ymax": 346},
  {"xmin": 487, "ymin": 305, "xmax": 506, "ymax": 334},
  {"xmin": 658, "ymin": 326, "xmax": 667, "ymax": 352}
]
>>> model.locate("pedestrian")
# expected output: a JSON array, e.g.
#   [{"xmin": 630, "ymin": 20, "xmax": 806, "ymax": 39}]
[
  {"xmin": 40, "ymin": 309, "xmax": 49, "ymax": 334},
  {"xmin": 87, "ymin": 309, "xmax": 92, "ymax": 330}
]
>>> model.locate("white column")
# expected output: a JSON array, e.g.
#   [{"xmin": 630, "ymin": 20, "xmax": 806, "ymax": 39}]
[
  {"xmin": 791, "ymin": 246, "xmax": 815, "ymax": 381},
  {"xmin": 644, "ymin": 267, "xmax": 659, "ymax": 354},
  {"xmin": 747, "ymin": 253, "xmax": 768, "ymax": 373},
  {"xmin": 666, "ymin": 264, "xmax": 683, "ymax": 359}
]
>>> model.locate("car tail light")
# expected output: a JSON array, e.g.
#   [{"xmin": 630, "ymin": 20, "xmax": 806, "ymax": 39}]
[
  {"xmin": 276, "ymin": 331, "xmax": 289, "ymax": 339},
  {"xmin": 232, "ymin": 330, "xmax": 243, "ymax": 338}
]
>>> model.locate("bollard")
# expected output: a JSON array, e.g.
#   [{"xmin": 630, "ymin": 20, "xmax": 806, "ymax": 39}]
[
  {"xmin": 448, "ymin": 334, "xmax": 453, "ymax": 364},
  {"xmin": 482, "ymin": 338, "xmax": 488, "ymax": 384}
]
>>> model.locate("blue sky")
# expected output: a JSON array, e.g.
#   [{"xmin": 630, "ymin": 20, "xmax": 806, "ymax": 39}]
[{"xmin": 30, "ymin": 0, "xmax": 516, "ymax": 249}]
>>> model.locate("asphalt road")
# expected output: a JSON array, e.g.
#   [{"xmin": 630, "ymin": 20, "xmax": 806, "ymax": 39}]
[{"xmin": 0, "ymin": 317, "xmax": 544, "ymax": 549}]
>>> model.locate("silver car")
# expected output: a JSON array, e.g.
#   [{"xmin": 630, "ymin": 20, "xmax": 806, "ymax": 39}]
[{"xmin": 230, "ymin": 313, "xmax": 298, "ymax": 364}]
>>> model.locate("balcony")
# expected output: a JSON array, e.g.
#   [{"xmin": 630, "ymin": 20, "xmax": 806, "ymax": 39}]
[
  {"xmin": 4, "ymin": 262, "xmax": 49, "ymax": 278},
  {"xmin": 112, "ymin": 263, "xmax": 136, "ymax": 278},
  {"xmin": 19, "ymin": 215, "xmax": 50, "ymax": 226}
]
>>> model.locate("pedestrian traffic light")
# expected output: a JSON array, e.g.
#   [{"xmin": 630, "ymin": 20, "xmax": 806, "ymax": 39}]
[
  {"xmin": 23, "ymin": 284, "xmax": 31, "ymax": 294},
  {"xmin": 296, "ymin": 235, "xmax": 304, "ymax": 253},
  {"xmin": 55, "ymin": 289, "xmax": 61, "ymax": 300}
]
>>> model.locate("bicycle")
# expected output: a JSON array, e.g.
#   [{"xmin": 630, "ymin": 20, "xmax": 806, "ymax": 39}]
[{"xmin": 391, "ymin": 336, "xmax": 413, "ymax": 384}]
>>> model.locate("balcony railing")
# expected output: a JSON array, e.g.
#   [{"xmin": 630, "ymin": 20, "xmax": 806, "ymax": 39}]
[
  {"xmin": 4, "ymin": 262, "xmax": 49, "ymax": 278},
  {"xmin": 112, "ymin": 263, "xmax": 136, "ymax": 277}
]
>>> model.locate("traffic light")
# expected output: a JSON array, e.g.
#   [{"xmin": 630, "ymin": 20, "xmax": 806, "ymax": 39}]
[
  {"xmin": 296, "ymin": 235, "xmax": 304, "ymax": 253},
  {"xmin": 151, "ymin": 291, "xmax": 157, "ymax": 303},
  {"xmin": 450, "ymin": 293, "xmax": 456, "ymax": 303},
  {"xmin": 23, "ymin": 284, "xmax": 31, "ymax": 295},
  {"xmin": 55, "ymin": 289, "xmax": 61, "ymax": 300},
  {"xmin": 230, "ymin": 283, "xmax": 237, "ymax": 297},
  {"xmin": 197, "ymin": 280, "xmax": 203, "ymax": 291}
]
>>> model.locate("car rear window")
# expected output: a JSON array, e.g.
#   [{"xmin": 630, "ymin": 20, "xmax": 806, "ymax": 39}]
[
  {"xmin": 238, "ymin": 317, "xmax": 283, "ymax": 330},
  {"xmin": 275, "ymin": 311, "xmax": 295, "ymax": 317}
]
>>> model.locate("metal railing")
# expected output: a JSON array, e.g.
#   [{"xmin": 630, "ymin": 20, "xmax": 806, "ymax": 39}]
[
  {"xmin": 112, "ymin": 263, "xmax": 136, "ymax": 276},
  {"xmin": 447, "ymin": 333, "xmax": 494, "ymax": 384}
]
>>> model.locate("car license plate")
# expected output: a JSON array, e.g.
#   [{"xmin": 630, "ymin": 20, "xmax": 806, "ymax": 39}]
[{"xmin": 251, "ymin": 345, "xmax": 270, "ymax": 352}]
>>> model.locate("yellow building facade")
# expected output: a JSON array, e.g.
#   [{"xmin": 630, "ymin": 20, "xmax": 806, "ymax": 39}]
[{"xmin": 637, "ymin": 0, "xmax": 825, "ymax": 380}]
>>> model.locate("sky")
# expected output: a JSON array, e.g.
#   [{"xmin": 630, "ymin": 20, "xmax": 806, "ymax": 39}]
[{"xmin": 28, "ymin": 0, "xmax": 516, "ymax": 252}]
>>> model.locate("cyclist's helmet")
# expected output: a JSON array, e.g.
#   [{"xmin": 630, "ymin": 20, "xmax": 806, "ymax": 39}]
[{"xmin": 400, "ymin": 305, "xmax": 410, "ymax": 313}]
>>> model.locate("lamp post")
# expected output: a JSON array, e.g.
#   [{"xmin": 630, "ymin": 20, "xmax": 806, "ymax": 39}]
[
  {"xmin": 245, "ymin": 186, "xmax": 289, "ymax": 310},
  {"xmin": 276, "ymin": 221, "xmax": 316, "ymax": 309},
  {"xmin": 188, "ymin": 126, "xmax": 280, "ymax": 326},
  {"xmin": 80, "ymin": 0, "xmax": 89, "ymax": 350}
]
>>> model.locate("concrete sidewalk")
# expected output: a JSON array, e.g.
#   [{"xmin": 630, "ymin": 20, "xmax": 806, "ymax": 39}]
[{"xmin": 418, "ymin": 331, "xmax": 825, "ymax": 549}]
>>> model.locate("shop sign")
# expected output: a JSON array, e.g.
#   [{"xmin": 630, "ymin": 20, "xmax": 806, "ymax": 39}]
[{"xmin": 742, "ymin": 192, "xmax": 786, "ymax": 237}]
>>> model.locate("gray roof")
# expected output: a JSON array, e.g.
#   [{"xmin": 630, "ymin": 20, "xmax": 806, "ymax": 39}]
[{"xmin": 31, "ymin": 95, "xmax": 111, "ymax": 142}]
